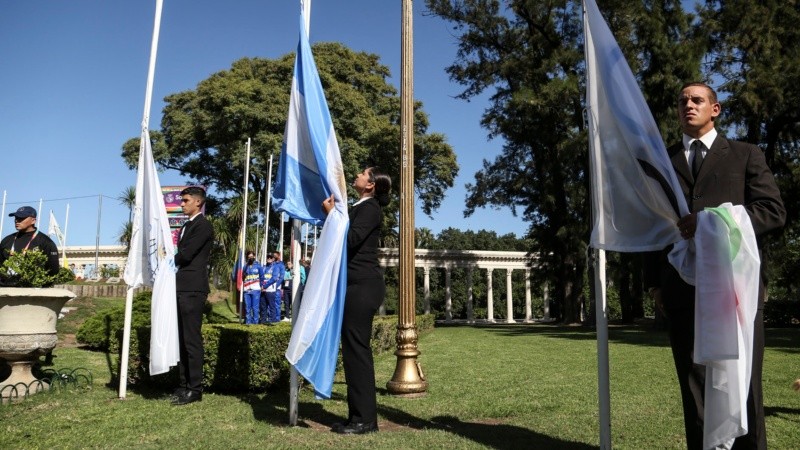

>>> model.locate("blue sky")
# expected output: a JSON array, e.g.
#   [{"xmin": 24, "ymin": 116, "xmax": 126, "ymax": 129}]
[{"xmin": 0, "ymin": 0, "xmax": 529, "ymax": 246}]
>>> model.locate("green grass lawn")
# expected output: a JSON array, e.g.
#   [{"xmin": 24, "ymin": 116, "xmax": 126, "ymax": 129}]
[{"xmin": 1, "ymin": 310, "xmax": 799, "ymax": 449}]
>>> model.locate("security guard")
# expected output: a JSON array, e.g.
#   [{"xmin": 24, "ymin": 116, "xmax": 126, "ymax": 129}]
[{"xmin": 0, "ymin": 206, "xmax": 60, "ymax": 283}]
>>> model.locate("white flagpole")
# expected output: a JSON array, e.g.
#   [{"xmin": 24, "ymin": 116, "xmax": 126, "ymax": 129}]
[
  {"xmin": 0, "ymin": 190, "xmax": 6, "ymax": 238},
  {"xmin": 255, "ymin": 191, "xmax": 262, "ymax": 259},
  {"xmin": 279, "ymin": 213, "xmax": 285, "ymax": 259},
  {"xmin": 37, "ymin": 198, "xmax": 43, "ymax": 228},
  {"xmin": 303, "ymin": 223, "xmax": 309, "ymax": 260},
  {"xmin": 238, "ymin": 139, "xmax": 252, "ymax": 323},
  {"xmin": 94, "ymin": 195, "xmax": 102, "ymax": 278},
  {"xmin": 289, "ymin": 0, "xmax": 312, "ymax": 427},
  {"xmin": 120, "ymin": 0, "xmax": 163, "ymax": 399},
  {"xmin": 583, "ymin": 1, "xmax": 611, "ymax": 447},
  {"xmin": 261, "ymin": 153, "xmax": 274, "ymax": 262},
  {"xmin": 62, "ymin": 203, "xmax": 70, "ymax": 266}
]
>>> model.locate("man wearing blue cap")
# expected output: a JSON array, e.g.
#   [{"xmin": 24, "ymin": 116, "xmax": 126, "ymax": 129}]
[{"xmin": 0, "ymin": 206, "xmax": 60, "ymax": 282}]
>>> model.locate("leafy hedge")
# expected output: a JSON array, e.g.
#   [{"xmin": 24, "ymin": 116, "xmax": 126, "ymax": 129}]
[
  {"xmin": 76, "ymin": 291, "xmax": 227, "ymax": 351},
  {"xmin": 121, "ymin": 313, "xmax": 435, "ymax": 393}
]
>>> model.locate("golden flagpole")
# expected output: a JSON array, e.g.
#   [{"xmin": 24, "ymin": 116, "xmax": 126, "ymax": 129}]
[{"xmin": 387, "ymin": 0, "xmax": 428, "ymax": 397}]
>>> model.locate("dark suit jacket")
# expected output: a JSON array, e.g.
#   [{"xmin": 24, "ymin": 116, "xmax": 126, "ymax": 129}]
[
  {"xmin": 175, "ymin": 214, "xmax": 214, "ymax": 293},
  {"xmin": 645, "ymin": 135, "xmax": 785, "ymax": 309}
]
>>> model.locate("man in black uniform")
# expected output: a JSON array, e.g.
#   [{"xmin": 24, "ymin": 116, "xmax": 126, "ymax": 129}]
[
  {"xmin": 0, "ymin": 206, "xmax": 60, "ymax": 284},
  {"xmin": 171, "ymin": 187, "xmax": 214, "ymax": 406}
]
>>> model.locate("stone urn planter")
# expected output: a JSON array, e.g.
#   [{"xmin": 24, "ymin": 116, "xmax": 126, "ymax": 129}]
[{"xmin": 0, "ymin": 287, "xmax": 76, "ymax": 397}]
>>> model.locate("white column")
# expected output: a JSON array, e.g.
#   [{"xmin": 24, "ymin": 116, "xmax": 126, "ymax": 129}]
[
  {"xmin": 543, "ymin": 282, "xmax": 550, "ymax": 320},
  {"xmin": 524, "ymin": 269, "xmax": 533, "ymax": 322},
  {"xmin": 506, "ymin": 269, "xmax": 514, "ymax": 323},
  {"xmin": 466, "ymin": 267, "xmax": 474, "ymax": 323},
  {"xmin": 445, "ymin": 267, "xmax": 452, "ymax": 322},
  {"xmin": 486, "ymin": 269, "xmax": 494, "ymax": 323},
  {"xmin": 423, "ymin": 267, "xmax": 431, "ymax": 314}
]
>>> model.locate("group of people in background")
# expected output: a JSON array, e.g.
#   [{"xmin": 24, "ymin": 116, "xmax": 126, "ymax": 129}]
[{"xmin": 235, "ymin": 250, "xmax": 308, "ymax": 325}]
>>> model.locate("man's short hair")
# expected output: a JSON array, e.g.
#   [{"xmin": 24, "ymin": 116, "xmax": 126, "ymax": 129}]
[
  {"xmin": 180, "ymin": 186, "xmax": 206, "ymax": 204},
  {"xmin": 679, "ymin": 82, "xmax": 718, "ymax": 104}
]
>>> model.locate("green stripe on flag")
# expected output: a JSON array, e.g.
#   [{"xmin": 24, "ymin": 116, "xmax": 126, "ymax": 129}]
[{"xmin": 705, "ymin": 206, "xmax": 742, "ymax": 260}]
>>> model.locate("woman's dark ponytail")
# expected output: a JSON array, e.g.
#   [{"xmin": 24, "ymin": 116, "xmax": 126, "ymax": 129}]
[{"xmin": 368, "ymin": 166, "xmax": 392, "ymax": 207}]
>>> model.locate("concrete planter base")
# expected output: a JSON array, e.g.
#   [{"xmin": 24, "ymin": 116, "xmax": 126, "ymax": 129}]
[{"xmin": 0, "ymin": 288, "xmax": 76, "ymax": 397}]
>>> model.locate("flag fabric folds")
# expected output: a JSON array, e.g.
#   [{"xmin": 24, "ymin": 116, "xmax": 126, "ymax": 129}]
[
  {"xmin": 123, "ymin": 127, "xmax": 180, "ymax": 375},
  {"xmin": 584, "ymin": 0, "xmax": 689, "ymax": 252},
  {"xmin": 47, "ymin": 211, "xmax": 65, "ymax": 247},
  {"xmin": 668, "ymin": 204, "xmax": 759, "ymax": 448},
  {"xmin": 273, "ymin": 14, "xmax": 349, "ymax": 399}
]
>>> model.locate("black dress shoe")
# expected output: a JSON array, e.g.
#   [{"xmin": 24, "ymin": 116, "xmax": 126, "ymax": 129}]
[
  {"xmin": 170, "ymin": 387, "xmax": 186, "ymax": 400},
  {"xmin": 171, "ymin": 390, "xmax": 202, "ymax": 405},
  {"xmin": 333, "ymin": 421, "xmax": 378, "ymax": 435}
]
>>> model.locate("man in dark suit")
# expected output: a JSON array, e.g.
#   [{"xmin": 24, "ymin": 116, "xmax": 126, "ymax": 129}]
[
  {"xmin": 645, "ymin": 82, "xmax": 785, "ymax": 449},
  {"xmin": 172, "ymin": 186, "xmax": 214, "ymax": 405}
]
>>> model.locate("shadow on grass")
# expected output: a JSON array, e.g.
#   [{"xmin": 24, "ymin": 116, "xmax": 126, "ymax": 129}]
[
  {"xmin": 375, "ymin": 402, "xmax": 596, "ymax": 449},
  {"xmin": 765, "ymin": 405, "xmax": 800, "ymax": 423},
  {"xmin": 242, "ymin": 387, "xmax": 595, "ymax": 448},
  {"xmin": 246, "ymin": 388, "xmax": 346, "ymax": 427}
]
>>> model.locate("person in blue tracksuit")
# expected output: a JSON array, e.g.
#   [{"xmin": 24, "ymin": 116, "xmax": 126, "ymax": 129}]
[
  {"xmin": 240, "ymin": 250, "xmax": 264, "ymax": 325},
  {"xmin": 263, "ymin": 251, "xmax": 285, "ymax": 323}
]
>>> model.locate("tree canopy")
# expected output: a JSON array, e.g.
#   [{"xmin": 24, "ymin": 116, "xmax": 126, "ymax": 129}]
[
  {"xmin": 426, "ymin": 0, "xmax": 700, "ymax": 322},
  {"xmin": 122, "ymin": 42, "xmax": 459, "ymax": 228}
]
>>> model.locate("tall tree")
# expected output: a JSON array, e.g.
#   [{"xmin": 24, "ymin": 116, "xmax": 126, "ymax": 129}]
[
  {"xmin": 122, "ymin": 43, "xmax": 459, "ymax": 232},
  {"xmin": 426, "ymin": 0, "xmax": 700, "ymax": 322},
  {"xmin": 698, "ymin": 0, "xmax": 800, "ymax": 301}
]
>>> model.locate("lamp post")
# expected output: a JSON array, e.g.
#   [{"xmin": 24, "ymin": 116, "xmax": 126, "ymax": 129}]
[{"xmin": 387, "ymin": 0, "xmax": 428, "ymax": 397}]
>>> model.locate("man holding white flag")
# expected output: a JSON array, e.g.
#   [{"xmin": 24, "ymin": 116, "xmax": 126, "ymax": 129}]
[{"xmin": 645, "ymin": 83, "xmax": 784, "ymax": 449}]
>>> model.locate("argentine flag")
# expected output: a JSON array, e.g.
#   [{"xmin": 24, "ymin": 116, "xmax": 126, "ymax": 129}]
[{"xmin": 273, "ymin": 13, "xmax": 349, "ymax": 399}]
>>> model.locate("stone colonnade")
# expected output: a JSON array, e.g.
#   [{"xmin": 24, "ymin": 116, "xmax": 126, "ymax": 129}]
[{"xmin": 378, "ymin": 248, "xmax": 547, "ymax": 323}]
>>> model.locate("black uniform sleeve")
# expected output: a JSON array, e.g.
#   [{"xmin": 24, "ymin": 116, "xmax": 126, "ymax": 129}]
[
  {"xmin": 347, "ymin": 201, "xmax": 380, "ymax": 251},
  {"xmin": 39, "ymin": 235, "xmax": 61, "ymax": 276}
]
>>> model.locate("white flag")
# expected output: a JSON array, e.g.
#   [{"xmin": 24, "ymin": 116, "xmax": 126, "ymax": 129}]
[
  {"xmin": 123, "ymin": 127, "xmax": 179, "ymax": 375},
  {"xmin": 584, "ymin": 0, "xmax": 689, "ymax": 252},
  {"xmin": 48, "ymin": 211, "xmax": 65, "ymax": 247}
]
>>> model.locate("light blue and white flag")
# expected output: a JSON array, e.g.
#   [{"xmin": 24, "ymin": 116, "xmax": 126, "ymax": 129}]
[
  {"xmin": 123, "ymin": 126, "xmax": 180, "ymax": 376},
  {"xmin": 274, "ymin": 13, "xmax": 349, "ymax": 399},
  {"xmin": 584, "ymin": 0, "xmax": 689, "ymax": 252}
]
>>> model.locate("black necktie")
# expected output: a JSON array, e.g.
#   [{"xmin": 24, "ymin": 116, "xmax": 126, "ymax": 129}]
[{"xmin": 691, "ymin": 140, "xmax": 704, "ymax": 178}]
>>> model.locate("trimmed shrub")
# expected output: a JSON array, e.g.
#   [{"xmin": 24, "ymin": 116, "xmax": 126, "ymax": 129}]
[
  {"xmin": 76, "ymin": 291, "xmax": 151, "ymax": 351},
  {"xmin": 121, "ymin": 313, "xmax": 435, "ymax": 393},
  {"xmin": 76, "ymin": 291, "xmax": 220, "ymax": 351}
]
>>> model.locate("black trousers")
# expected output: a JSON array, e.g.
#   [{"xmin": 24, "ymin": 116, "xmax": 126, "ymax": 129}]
[
  {"xmin": 177, "ymin": 290, "xmax": 206, "ymax": 393},
  {"xmin": 667, "ymin": 305, "xmax": 766, "ymax": 450},
  {"xmin": 341, "ymin": 277, "xmax": 385, "ymax": 424}
]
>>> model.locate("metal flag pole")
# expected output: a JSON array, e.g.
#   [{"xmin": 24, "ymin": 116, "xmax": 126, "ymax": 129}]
[
  {"xmin": 289, "ymin": 0, "xmax": 312, "ymax": 427},
  {"xmin": 261, "ymin": 154, "xmax": 274, "ymax": 262},
  {"xmin": 0, "ymin": 190, "xmax": 6, "ymax": 238},
  {"xmin": 302, "ymin": 223, "xmax": 308, "ymax": 260},
  {"xmin": 237, "ymin": 139, "xmax": 252, "ymax": 324},
  {"xmin": 62, "ymin": 203, "xmax": 70, "ymax": 266},
  {"xmin": 37, "ymin": 198, "xmax": 43, "ymax": 228},
  {"xmin": 279, "ymin": 212, "xmax": 285, "ymax": 259},
  {"xmin": 94, "ymin": 195, "xmax": 102, "ymax": 278},
  {"xmin": 583, "ymin": 1, "xmax": 611, "ymax": 447},
  {"xmin": 387, "ymin": 0, "xmax": 428, "ymax": 397},
  {"xmin": 120, "ymin": 0, "xmax": 163, "ymax": 399},
  {"xmin": 255, "ymin": 191, "xmax": 262, "ymax": 259}
]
